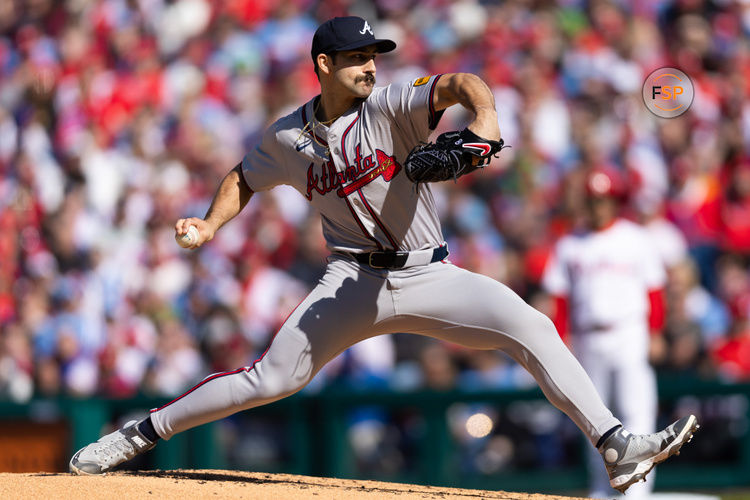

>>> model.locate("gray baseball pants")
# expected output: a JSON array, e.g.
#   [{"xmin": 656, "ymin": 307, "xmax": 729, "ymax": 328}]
[{"xmin": 150, "ymin": 256, "xmax": 621, "ymax": 445}]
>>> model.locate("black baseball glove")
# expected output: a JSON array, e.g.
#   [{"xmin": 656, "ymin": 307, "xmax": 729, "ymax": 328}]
[{"xmin": 404, "ymin": 128, "xmax": 507, "ymax": 183}]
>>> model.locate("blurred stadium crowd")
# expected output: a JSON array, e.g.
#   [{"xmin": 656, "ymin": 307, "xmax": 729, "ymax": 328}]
[{"xmin": 1, "ymin": 0, "xmax": 750, "ymax": 403}]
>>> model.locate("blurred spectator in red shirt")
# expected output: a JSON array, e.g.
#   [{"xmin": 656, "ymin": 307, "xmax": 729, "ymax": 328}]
[
  {"xmin": 711, "ymin": 319, "xmax": 750, "ymax": 382},
  {"xmin": 720, "ymin": 158, "xmax": 750, "ymax": 255}
]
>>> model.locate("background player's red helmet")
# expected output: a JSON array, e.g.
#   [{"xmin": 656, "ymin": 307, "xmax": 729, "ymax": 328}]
[{"xmin": 584, "ymin": 167, "xmax": 627, "ymax": 200}]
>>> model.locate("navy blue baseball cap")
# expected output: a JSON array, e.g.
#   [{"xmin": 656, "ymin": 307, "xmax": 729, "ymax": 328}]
[{"xmin": 311, "ymin": 16, "xmax": 396, "ymax": 61}]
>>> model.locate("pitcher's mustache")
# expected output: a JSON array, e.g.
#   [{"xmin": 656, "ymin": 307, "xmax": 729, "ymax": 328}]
[{"xmin": 356, "ymin": 74, "xmax": 376, "ymax": 84}]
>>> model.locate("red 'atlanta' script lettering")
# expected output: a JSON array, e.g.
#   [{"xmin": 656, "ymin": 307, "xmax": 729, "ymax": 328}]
[{"xmin": 305, "ymin": 145, "xmax": 401, "ymax": 200}]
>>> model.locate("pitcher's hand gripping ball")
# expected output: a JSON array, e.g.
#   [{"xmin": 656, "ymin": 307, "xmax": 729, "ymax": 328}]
[
  {"xmin": 175, "ymin": 225, "xmax": 199, "ymax": 248},
  {"xmin": 404, "ymin": 128, "xmax": 507, "ymax": 183}
]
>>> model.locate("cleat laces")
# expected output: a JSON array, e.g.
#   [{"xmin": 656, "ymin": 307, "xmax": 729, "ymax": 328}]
[{"xmin": 93, "ymin": 439, "xmax": 135, "ymax": 465}]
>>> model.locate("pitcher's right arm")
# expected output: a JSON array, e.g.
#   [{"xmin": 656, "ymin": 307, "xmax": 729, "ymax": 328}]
[{"xmin": 175, "ymin": 163, "xmax": 253, "ymax": 249}]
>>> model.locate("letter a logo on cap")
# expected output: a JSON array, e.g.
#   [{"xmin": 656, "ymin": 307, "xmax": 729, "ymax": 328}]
[{"xmin": 360, "ymin": 21, "xmax": 373, "ymax": 36}]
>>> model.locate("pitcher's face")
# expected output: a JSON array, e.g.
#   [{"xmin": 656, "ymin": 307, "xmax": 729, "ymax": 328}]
[{"xmin": 324, "ymin": 46, "xmax": 378, "ymax": 100}]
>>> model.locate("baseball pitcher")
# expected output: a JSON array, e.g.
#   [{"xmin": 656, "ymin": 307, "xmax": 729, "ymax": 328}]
[{"xmin": 70, "ymin": 17, "xmax": 698, "ymax": 494}]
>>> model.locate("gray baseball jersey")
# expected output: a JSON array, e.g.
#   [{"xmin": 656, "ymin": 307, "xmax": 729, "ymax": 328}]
[
  {"xmin": 241, "ymin": 75, "xmax": 444, "ymax": 253},
  {"xmin": 149, "ymin": 74, "xmax": 622, "ymax": 450}
]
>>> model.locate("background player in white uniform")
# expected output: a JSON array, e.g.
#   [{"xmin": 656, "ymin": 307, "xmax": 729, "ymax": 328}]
[
  {"xmin": 542, "ymin": 168, "xmax": 667, "ymax": 498},
  {"xmin": 69, "ymin": 17, "xmax": 697, "ymax": 493}
]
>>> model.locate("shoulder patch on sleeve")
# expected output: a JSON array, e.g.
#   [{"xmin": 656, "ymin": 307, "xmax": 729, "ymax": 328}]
[{"xmin": 413, "ymin": 76, "xmax": 431, "ymax": 86}]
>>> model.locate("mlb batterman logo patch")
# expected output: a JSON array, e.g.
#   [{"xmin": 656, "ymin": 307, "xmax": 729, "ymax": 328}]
[{"xmin": 414, "ymin": 76, "xmax": 431, "ymax": 86}]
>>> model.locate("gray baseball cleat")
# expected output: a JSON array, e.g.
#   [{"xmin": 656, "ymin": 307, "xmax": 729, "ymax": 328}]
[
  {"xmin": 69, "ymin": 419, "xmax": 156, "ymax": 475},
  {"xmin": 599, "ymin": 414, "xmax": 699, "ymax": 493}
]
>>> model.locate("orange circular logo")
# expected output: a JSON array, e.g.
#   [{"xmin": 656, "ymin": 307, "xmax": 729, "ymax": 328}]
[{"xmin": 642, "ymin": 67, "xmax": 694, "ymax": 118}]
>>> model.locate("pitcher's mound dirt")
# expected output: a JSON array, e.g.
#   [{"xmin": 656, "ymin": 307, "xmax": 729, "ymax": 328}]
[{"xmin": 0, "ymin": 469, "xmax": 589, "ymax": 499}]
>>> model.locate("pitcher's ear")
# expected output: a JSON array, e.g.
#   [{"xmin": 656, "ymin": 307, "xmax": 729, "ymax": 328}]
[{"xmin": 317, "ymin": 53, "xmax": 334, "ymax": 76}]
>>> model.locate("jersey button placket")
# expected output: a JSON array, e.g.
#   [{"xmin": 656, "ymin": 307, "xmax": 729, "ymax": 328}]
[{"xmin": 326, "ymin": 130, "xmax": 337, "ymax": 153}]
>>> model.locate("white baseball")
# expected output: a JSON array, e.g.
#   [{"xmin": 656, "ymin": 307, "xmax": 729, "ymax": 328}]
[
  {"xmin": 466, "ymin": 412, "xmax": 493, "ymax": 438},
  {"xmin": 176, "ymin": 225, "xmax": 199, "ymax": 248}
]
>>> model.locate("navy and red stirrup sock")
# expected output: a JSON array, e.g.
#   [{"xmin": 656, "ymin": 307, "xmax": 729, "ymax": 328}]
[
  {"xmin": 137, "ymin": 416, "xmax": 160, "ymax": 442},
  {"xmin": 596, "ymin": 424, "xmax": 623, "ymax": 449}
]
